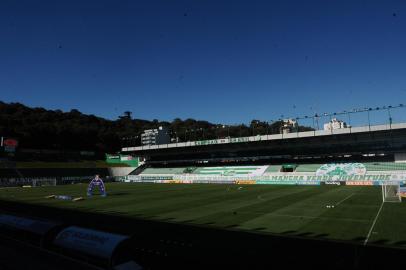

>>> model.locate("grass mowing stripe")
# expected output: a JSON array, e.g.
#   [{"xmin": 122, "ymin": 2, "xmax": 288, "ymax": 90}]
[
  {"xmin": 364, "ymin": 201, "xmax": 384, "ymax": 246},
  {"xmin": 2, "ymin": 183, "xmax": 406, "ymax": 247},
  {"xmin": 335, "ymin": 193, "xmax": 355, "ymax": 206},
  {"xmin": 157, "ymin": 186, "xmax": 312, "ymax": 221},
  {"xmin": 196, "ymin": 187, "xmax": 322, "ymax": 226},
  {"xmin": 105, "ymin": 185, "xmax": 293, "ymax": 216},
  {"xmin": 101, "ymin": 185, "xmax": 263, "ymax": 210},
  {"xmin": 239, "ymin": 186, "xmax": 352, "ymax": 231},
  {"xmin": 236, "ymin": 211, "xmax": 371, "ymax": 223}
]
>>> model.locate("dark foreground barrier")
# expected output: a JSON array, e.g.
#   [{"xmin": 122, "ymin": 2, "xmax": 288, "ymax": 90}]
[
  {"xmin": 0, "ymin": 214, "xmax": 62, "ymax": 247},
  {"xmin": 52, "ymin": 226, "xmax": 140, "ymax": 269},
  {"xmin": 1, "ymin": 200, "xmax": 406, "ymax": 269},
  {"xmin": 0, "ymin": 214, "xmax": 143, "ymax": 270}
]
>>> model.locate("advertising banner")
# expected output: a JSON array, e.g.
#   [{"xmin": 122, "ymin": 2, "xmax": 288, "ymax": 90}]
[
  {"xmin": 296, "ymin": 181, "xmax": 321, "ymax": 185},
  {"xmin": 256, "ymin": 180, "xmax": 297, "ymax": 185},
  {"xmin": 235, "ymin": 180, "xmax": 256, "ymax": 185},
  {"xmin": 2, "ymin": 138, "xmax": 18, "ymax": 147},
  {"xmin": 4, "ymin": 146, "xmax": 16, "ymax": 153},
  {"xmin": 141, "ymin": 175, "xmax": 173, "ymax": 180},
  {"xmin": 346, "ymin": 181, "xmax": 373, "ymax": 186},
  {"xmin": 323, "ymin": 181, "xmax": 346, "ymax": 186},
  {"xmin": 373, "ymin": 180, "xmax": 406, "ymax": 186},
  {"xmin": 166, "ymin": 180, "xmax": 192, "ymax": 184},
  {"xmin": 255, "ymin": 180, "xmax": 320, "ymax": 185},
  {"xmin": 399, "ymin": 185, "xmax": 406, "ymax": 198}
]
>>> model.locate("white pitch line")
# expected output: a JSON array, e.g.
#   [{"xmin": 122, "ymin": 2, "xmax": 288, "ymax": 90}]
[
  {"xmin": 364, "ymin": 201, "xmax": 384, "ymax": 246},
  {"xmin": 335, "ymin": 193, "xmax": 355, "ymax": 206},
  {"xmin": 236, "ymin": 211, "xmax": 370, "ymax": 223}
]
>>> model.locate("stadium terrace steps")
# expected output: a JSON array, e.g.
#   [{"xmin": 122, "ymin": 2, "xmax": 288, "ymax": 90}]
[
  {"xmin": 295, "ymin": 163, "xmax": 406, "ymax": 172},
  {"xmin": 137, "ymin": 162, "xmax": 406, "ymax": 177},
  {"xmin": 294, "ymin": 162, "xmax": 406, "ymax": 172},
  {"xmin": 264, "ymin": 165, "xmax": 282, "ymax": 173},
  {"xmin": 194, "ymin": 166, "xmax": 264, "ymax": 175},
  {"xmin": 141, "ymin": 167, "xmax": 187, "ymax": 175},
  {"xmin": 295, "ymin": 164, "xmax": 325, "ymax": 172},
  {"xmin": 363, "ymin": 162, "xmax": 406, "ymax": 171}
]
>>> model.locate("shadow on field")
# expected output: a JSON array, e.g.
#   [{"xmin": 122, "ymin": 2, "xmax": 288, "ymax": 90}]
[
  {"xmin": 370, "ymin": 239, "xmax": 389, "ymax": 245},
  {"xmin": 353, "ymin": 236, "xmax": 367, "ymax": 242},
  {"xmin": 281, "ymin": 230, "xmax": 296, "ymax": 235},
  {"xmin": 1, "ymin": 199, "xmax": 406, "ymax": 270},
  {"xmin": 201, "ymin": 222, "xmax": 215, "ymax": 225},
  {"xmin": 181, "ymin": 219, "xmax": 195, "ymax": 224},
  {"xmin": 296, "ymin": 232, "xmax": 314, "ymax": 237},
  {"xmin": 107, "ymin": 192, "xmax": 131, "ymax": 196},
  {"xmin": 313, "ymin": 233, "xmax": 328, "ymax": 238}
]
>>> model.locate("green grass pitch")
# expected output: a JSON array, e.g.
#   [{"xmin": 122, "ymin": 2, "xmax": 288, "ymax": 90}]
[{"xmin": 1, "ymin": 183, "xmax": 406, "ymax": 248}]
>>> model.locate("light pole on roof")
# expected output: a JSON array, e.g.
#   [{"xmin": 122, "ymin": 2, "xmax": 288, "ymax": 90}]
[
  {"xmin": 367, "ymin": 108, "xmax": 372, "ymax": 131},
  {"xmin": 388, "ymin": 105, "xmax": 393, "ymax": 128}
]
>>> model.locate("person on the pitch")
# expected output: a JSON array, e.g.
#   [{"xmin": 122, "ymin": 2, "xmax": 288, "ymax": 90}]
[{"xmin": 87, "ymin": 174, "xmax": 106, "ymax": 197}]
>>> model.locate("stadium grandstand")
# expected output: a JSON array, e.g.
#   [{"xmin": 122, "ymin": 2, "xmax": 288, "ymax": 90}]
[{"xmin": 120, "ymin": 122, "xmax": 406, "ymax": 188}]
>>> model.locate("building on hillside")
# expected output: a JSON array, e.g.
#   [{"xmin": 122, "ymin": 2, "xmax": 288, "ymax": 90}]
[
  {"xmin": 324, "ymin": 118, "xmax": 348, "ymax": 131},
  {"xmin": 280, "ymin": 119, "xmax": 298, "ymax": 134}
]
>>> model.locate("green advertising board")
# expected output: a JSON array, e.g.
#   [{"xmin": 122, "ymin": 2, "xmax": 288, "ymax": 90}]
[{"xmin": 106, "ymin": 154, "xmax": 139, "ymax": 167}]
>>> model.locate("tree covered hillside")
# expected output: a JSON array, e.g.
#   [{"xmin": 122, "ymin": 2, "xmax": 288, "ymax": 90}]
[{"xmin": 0, "ymin": 101, "xmax": 313, "ymax": 153}]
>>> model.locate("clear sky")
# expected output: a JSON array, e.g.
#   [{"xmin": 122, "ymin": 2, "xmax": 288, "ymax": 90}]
[{"xmin": 1, "ymin": 0, "xmax": 406, "ymax": 125}]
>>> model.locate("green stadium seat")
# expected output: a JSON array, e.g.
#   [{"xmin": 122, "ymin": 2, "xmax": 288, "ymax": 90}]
[{"xmin": 140, "ymin": 167, "xmax": 187, "ymax": 175}]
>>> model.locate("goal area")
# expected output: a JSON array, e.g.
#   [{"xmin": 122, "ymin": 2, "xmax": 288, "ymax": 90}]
[{"xmin": 382, "ymin": 182, "xmax": 402, "ymax": 203}]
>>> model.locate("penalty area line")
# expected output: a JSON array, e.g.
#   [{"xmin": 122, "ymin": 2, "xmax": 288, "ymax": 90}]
[
  {"xmin": 335, "ymin": 193, "xmax": 355, "ymax": 206},
  {"xmin": 364, "ymin": 201, "xmax": 384, "ymax": 246}
]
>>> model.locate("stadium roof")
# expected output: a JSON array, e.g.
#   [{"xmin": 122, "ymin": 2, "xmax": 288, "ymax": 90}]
[{"xmin": 122, "ymin": 123, "xmax": 406, "ymax": 153}]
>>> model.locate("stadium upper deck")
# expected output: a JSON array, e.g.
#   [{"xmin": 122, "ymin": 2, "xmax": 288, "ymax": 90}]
[{"xmin": 122, "ymin": 123, "xmax": 406, "ymax": 164}]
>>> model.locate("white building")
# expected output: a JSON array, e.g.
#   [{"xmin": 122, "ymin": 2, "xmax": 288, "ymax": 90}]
[
  {"xmin": 324, "ymin": 118, "xmax": 348, "ymax": 131},
  {"xmin": 280, "ymin": 119, "xmax": 299, "ymax": 134}
]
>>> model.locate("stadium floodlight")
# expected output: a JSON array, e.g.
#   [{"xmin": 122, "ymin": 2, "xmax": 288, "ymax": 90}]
[
  {"xmin": 382, "ymin": 182, "xmax": 402, "ymax": 203},
  {"xmin": 367, "ymin": 109, "xmax": 371, "ymax": 131}
]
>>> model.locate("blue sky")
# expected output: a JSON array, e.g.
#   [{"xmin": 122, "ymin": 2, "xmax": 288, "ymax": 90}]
[{"xmin": 1, "ymin": 0, "xmax": 406, "ymax": 125}]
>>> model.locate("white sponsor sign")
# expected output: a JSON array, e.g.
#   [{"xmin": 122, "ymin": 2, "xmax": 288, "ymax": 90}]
[
  {"xmin": 54, "ymin": 226, "xmax": 129, "ymax": 259},
  {"xmin": 120, "ymin": 155, "xmax": 134, "ymax": 161}
]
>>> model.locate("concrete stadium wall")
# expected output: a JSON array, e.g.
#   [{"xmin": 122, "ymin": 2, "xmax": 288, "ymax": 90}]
[
  {"xmin": 395, "ymin": 153, "xmax": 406, "ymax": 163},
  {"xmin": 108, "ymin": 167, "xmax": 136, "ymax": 177}
]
